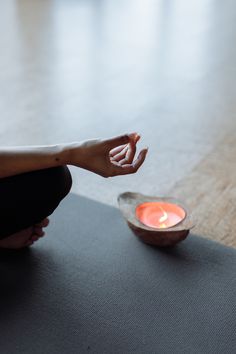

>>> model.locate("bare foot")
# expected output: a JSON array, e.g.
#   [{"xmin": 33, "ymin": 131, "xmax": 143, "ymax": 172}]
[{"xmin": 0, "ymin": 218, "xmax": 50, "ymax": 249}]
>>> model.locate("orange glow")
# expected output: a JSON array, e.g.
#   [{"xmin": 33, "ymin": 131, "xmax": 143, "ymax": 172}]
[{"xmin": 136, "ymin": 202, "xmax": 186, "ymax": 229}]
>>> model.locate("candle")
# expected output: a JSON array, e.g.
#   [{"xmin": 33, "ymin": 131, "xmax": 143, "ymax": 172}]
[{"xmin": 135, "ymin": 202, "xmax": 186, "ymax": 229}]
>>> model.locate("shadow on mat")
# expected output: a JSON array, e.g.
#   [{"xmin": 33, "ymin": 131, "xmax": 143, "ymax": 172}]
[
  {"xmin": 0, "ymin": 249, "xmax": 35, "ymax": 315},
  {"xmin": 0, "ymin": 249, "xmax": 43, "ymax": 319},
  {"xmin": 139, "ymin": 232, "xmax": 227, "ymax": 271}
]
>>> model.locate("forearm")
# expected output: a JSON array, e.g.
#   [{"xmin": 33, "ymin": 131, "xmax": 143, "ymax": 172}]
[
  {"xmin": 0, "ymin": 143, "xmax": 77, "ymax": 178},
  {"xmin": 0, "ymin": 133, "xmax": 147, "ymax": 179}
]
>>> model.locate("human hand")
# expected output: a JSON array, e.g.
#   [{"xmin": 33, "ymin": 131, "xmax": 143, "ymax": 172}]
[{"xmin": 69, "ymin": 133, "xmax": 148, "ymax": 178}]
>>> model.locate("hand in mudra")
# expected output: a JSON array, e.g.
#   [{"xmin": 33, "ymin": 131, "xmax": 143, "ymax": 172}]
[{"xmin": 71, "ymin": 133, "xmax": 148, "ymax": 177}]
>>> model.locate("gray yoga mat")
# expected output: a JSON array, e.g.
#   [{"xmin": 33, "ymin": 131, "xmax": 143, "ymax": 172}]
[{"xmin": 0, "ymin": 193, "xmax": 236, "ymax": 354}]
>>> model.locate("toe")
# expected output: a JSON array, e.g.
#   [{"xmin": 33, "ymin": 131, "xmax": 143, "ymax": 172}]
[
  {"xmin": 33, "ymin": 227, "xmax": 45, "ymax": 237},
  {"xmin": 25, "ymin": 239, "xmax": 34, "ymax": 247},
  {"xmin": 35, "ymin": 218, "xmax": 50, "ymax": 228},
  {"xmin": 31, "ymin": 235, "xmax": 39, "ymax": 242}
]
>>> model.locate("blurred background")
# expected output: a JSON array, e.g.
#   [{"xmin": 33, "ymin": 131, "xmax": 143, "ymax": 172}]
[{"xmin": 0, "ymin": 0, "xmax": 236, "ymax": 206}]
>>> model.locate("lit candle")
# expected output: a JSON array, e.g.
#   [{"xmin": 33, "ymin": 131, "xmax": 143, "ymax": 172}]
[{"xmin": 135, "ymin": 202, "xmax": 186, "ymax": 229}]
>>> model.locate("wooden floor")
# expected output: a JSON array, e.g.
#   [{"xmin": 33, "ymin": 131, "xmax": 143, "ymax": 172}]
[
  {"xmin": 171, "ymin": 131, "xmax": 236, "ymax": 247},
  {"xmin": 0, "ymin": 1, "xmax": 235, "ymax": 247}
]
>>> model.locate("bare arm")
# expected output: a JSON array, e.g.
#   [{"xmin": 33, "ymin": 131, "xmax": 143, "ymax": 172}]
[
  {"xmin": 0, "ymin": 143, "xmax": 72, "ymax": 178},
  {"xmin": 0, "ymin": 133, "xmax": 148, "ymax": 179}
]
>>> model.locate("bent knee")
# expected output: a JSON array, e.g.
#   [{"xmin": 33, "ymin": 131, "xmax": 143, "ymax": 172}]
[
  {"xmin": 50, "ymin": 165, "xmax": 72, "ymax": 202},
  {"xmin": 58, "ymin": 165, "xmax": 73, "ymax": 198},
  {"xmin": 38, "ymin": 165, "xmax": 72, "ymax": 218}
]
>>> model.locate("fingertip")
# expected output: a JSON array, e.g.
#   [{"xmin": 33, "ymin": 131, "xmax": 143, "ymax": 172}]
[
  {"xmin": 129, "ymin": 132, "xmax": 141, "ymax": 141},
  {"xmin": 135, "ymin": 148, "xmax": 148, "ymax": 166},
  {"xmin": 137, "ymin": 147, "xmax": 148, "ymax": 157},
  {"xmin": 142, "ymin": 147, "xmax": 149, "ymax": 154}
]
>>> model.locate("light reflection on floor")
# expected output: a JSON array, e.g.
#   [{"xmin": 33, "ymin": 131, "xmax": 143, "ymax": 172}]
[{"xmin": 0, "ymin": 0, "xmax": 235, "ymax": 205}]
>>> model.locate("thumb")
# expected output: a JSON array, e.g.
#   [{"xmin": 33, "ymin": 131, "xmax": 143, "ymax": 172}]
[{"xmin": 103, "ymin": 133, "xmax": 137, "ymax": 150}]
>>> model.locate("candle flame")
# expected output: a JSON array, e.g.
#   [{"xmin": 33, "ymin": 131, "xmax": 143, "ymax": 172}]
[{"xmin": 158, "ymin": 206, "xmax": 168, "ymax": 223}]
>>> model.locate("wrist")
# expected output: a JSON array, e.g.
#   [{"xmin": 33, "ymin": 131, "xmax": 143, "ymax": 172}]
[
  {"xmin": 60, "ymin": 142, "xmax": 85, "ymax": 167},
  {"xmin": 53, "ymin": 143, "xmax": 73, "ymax": 166}
]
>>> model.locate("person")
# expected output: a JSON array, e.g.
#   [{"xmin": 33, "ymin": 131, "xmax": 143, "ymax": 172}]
[{"xmin": 0, "ymin": 132, "xmax": 148, "ymax": 249}]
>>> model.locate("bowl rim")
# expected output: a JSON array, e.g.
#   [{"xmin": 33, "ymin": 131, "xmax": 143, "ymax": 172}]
[{"xmin": 118, "ymin": 192, "xmax": 195, "ymax": 233}]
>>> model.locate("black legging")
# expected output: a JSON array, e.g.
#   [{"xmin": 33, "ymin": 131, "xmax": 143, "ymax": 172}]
[{"xmin": 0, "ymin": 165, "xmax": 72, "ymax": 240}]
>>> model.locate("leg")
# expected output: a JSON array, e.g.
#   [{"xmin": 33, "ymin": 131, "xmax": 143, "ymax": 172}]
[{"xmin": 0, "ymin": 165, "xmax": 72, "ymax": 240}]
